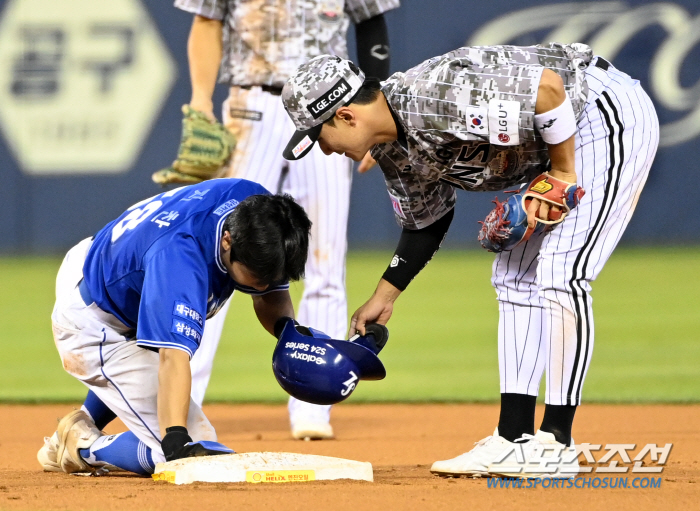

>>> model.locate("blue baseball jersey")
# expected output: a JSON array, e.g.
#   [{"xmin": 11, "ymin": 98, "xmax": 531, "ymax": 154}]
[{"xmin": 82, "ymin": 179, "xmax": 289, "ymax": 358}]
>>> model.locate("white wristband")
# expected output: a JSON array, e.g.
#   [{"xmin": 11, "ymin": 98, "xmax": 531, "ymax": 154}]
[{"xmin": 534, "ymin": 94, "xmax": 576, "ymax": 145}]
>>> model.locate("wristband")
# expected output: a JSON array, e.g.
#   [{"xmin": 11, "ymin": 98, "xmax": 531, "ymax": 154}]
[{"xmin": 534, "ymin": 94, "xmax": 576, "ymax": 145}]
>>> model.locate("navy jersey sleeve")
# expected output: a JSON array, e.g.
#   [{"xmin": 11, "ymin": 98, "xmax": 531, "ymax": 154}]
[{"xmin": 136, "ymin": 237, "xmax": 209, "ymax": 358}]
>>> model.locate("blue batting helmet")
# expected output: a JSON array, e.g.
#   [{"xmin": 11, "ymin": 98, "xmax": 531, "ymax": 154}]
[{"xmin": 272, "ymin": 318, "xmax": 389, "ymax": 405}]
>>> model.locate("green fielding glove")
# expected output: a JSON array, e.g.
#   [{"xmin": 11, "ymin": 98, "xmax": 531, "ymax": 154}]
[{"xmin": 152, "ymin": 105, "xmax": 236, "ymax": 185}]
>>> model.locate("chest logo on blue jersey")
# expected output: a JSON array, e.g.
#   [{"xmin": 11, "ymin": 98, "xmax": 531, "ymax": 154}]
[{"xmin": 173, "ymin": 301, "xmax": 204, "ymax": 328}]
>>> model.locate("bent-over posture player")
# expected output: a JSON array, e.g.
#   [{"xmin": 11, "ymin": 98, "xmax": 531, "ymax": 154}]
[
  {"xmin": 280, "ymin": 45, "xmax": 659, "ymax": 477},
  {"xmin": 37, "ymin": 179, "xmax": 310, "ymax": 474},
  {"xmin": 169, "ymin": 0, "xmax": 400, "ymax": 440}
]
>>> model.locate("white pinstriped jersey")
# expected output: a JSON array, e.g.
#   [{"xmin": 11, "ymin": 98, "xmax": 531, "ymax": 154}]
[{"xmin": 175, "ymin": 0, "xmax": 400, "ymax": 87}]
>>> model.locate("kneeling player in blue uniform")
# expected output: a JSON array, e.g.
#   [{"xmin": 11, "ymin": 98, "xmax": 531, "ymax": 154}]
[{"xmin": 37, "ymin": 179, "xmax": 311, "ymax": 475}]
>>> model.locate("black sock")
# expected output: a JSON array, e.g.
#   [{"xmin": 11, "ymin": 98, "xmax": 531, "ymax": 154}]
[
  {"xmin": 497, "ymin": 393, "xmax": 537, "ymax": 442},
  {"xmin": 540, "ymin": 404, "xmax": 577, "ymax": 446}
]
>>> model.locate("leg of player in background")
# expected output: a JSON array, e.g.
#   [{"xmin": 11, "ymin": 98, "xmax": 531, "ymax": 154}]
[
  {"xmin": 190, "ymin": 86, "xmax": 282, "ymax": 407},
  {"xmin": 286, "ymin": 135, "xmax": 352, "ymax": 440},
  {"xmin": 190, "ymin": 301, "xmax": 231, "ymax": 406},
  {"xmin": 191, "ymin": 87, "xmax": 351, "ymax": 439}
]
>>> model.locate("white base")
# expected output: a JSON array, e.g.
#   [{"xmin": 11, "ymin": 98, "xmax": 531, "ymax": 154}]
[{"xmin": 152, "ymin": 452, "xmax": 373, "ymax": 485}]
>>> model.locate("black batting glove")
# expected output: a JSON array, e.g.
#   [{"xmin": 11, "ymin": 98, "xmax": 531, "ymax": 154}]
[{"xmin": 161, "ymin": 426, "xmax": 193, "ymax": 462}]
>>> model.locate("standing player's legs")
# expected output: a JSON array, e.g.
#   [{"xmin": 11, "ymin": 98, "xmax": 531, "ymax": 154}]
[
  {"xmin": 493, "ymin": 61, "xmax": 659, "ymax": 445},
  {"xmin": 43, "ymin": 239, "xmax": 217, "ymax": 475}
]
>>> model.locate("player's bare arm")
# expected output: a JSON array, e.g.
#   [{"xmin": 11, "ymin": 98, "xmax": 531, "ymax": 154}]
[
  {"xmin": 527, "ymin": 69, "xmax": 578, "ymax": 229},
  {"xmin": 188, "ymin": 15, "xmax": 223, "ymax": 121},
  {"xmin": 157, "ymin": 348, "xmax": 192, "ymax": 437},
  {"xmin": 253, "ymin": 291, "xmax": 296, "ymax": 336},
  {"xmin": 350, "ymin": 279, "xmax": 401, "ymax": 336}
]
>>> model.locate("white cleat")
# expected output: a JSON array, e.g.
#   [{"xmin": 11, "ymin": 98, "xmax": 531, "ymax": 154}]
[
  {"xmin": 487, "ymin": 429, "xmax": 580, "ymax": 479},
  {"xmin": 55, "ymin": 410, "xmax": 102, "ymax": 474},
  {"xmin": 289, "ymin": 398, "xmax": 334, "ymax": 440},
  {"xmin": 37, "ymin": 432, "xmax": 62, "ymax": 472},
  {"xmin": 430, "ymin": 428, "xmax": 516, "ymax": 478},
  {"xmin": 291, "ymin": 420, "xmax": 335, "ymax": 441}
]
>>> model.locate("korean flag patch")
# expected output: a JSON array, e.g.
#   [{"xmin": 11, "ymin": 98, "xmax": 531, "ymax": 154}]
[{"xmin": 466, "ymin": 106, "xmax": 489, "ymax": 136}]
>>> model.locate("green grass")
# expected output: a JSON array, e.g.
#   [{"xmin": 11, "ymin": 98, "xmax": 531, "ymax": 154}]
[{"xmin": 1, "ymin": 247, "xmax": 698, "ymax": 403}]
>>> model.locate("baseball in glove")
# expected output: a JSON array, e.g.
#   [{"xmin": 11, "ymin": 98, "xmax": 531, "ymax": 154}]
[
  {"xmin": 478, "ymin": 172, "xmax": 585, "ymax": 253},
  {"xmin": 152, "ymin": 105, "xmax": 236, "ymax": 185}
]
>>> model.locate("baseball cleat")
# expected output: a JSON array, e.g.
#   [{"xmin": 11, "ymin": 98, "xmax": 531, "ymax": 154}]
[
  {"xmin": 288, "ymin": 397, "xmax": 334, "ymax": 440},
  {"xmin": 487, "ymin": 429, "xmax": 579, "ymax": 479},
  {"xmin": 430, "ymin": 428, "xmax": 515, "ymax": 478},
  {"xmin": 37, "ymin": 432, "xmax": 62, "ymax": 472},
  {"xmin": 291, "ymin": 420, "xmax": 335, "ymax": 441},
  {"xmin": 55, "ymin": 410, "xmax": 102, "ymax": 474}
]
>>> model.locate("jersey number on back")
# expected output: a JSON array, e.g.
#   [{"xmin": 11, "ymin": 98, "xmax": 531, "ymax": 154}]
[{"xmin": 111, "ymin": 188, "xmax": 181, "ymax": 242}]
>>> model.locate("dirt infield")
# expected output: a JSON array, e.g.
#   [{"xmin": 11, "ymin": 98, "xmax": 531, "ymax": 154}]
[{"xmin": 1, "ymin": 403, "xmax": 698, "ymax": 511}]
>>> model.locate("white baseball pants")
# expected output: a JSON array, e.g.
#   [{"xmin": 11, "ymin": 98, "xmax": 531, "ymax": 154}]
[
  {"xmin": 52, "ymin": 238, "xmax": 217, "ymax": 462},
  {"xmin": 493, "ymin": 59, "xmax": 660, "ymax": 406}
]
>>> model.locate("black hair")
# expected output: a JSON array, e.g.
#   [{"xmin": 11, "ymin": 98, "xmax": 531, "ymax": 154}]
[
  {"xmin": 222, "ymin": 194, "xmax": 311, "ymax": 286},
  {"xmin": 325, "ymin": 76, "xmax": 383, "ymax": 127}
]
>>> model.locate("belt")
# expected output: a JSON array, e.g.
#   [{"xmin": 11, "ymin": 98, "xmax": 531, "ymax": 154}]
[
  {"xmin": 78, "ymin": 278, "xmax": 94, "ymax": 306},
  {"xmin": 236, "ymin": 84, "xmax": 283, "ymax": 96},
  {"xmin": 594, "ymin": 57, "xmax": 610, "ymax": 70}
]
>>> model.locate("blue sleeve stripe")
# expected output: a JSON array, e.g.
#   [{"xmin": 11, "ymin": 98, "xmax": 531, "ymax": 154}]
[{"xmin": 136, "ymin": 340, "xmax": 196, "ymax": 358}]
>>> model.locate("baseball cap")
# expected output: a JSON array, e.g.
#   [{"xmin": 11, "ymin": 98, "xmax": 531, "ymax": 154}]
[{"xmin": 282, "ymin": 55, "xmax": 365, "ymax": 160}]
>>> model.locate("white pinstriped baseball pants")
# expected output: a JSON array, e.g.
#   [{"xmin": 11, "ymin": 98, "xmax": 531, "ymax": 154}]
[
  {"xmin": 493, "ymin": 59, "xmax": 659, "ymax": 406},
  {"xmin": 190, "ymin": 86, "xmax": 352, "ymax": 409}
]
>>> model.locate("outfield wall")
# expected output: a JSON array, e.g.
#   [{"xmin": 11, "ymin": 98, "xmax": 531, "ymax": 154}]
[{"xmin": 0, "ymin": 0, "xmax": 697, "ymax": 252}]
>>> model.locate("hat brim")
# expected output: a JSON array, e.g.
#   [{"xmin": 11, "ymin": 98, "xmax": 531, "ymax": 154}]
[
  {"xmin": 283, "ymin": 124, "xmax": 323, "ymax": 161},
  {"xmin": 325, "ymin": 339, "xmax": 387, "ymax": 381}
]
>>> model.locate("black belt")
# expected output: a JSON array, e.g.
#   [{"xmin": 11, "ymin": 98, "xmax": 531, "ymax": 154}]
[
  {"xmin": 594, "ymin": 57, "xmax": 610, "ymax": 70},
  {"xmin": 78, "ymin": 278, "xmax": 94, "ymax": 306},
  {"xmin": 236, "ymin": 84, "xmax": 283, "ymax": 96}
]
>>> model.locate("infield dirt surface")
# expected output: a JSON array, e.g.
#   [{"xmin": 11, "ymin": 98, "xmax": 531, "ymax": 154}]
[{"xmin": 1, "ymin": 403, "xmax": 698, "ymax": 510}]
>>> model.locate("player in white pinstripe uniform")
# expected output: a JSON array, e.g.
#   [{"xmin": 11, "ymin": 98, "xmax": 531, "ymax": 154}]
[
  {"xmin": 174, "ymin": 0, "xmax": 400, "ymax": 439},
  {"xmin": 280, "ymin": 44, "xmax": 659, "ymax": 476}
]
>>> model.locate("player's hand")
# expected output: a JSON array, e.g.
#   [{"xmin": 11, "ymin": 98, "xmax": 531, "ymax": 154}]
[
  {"xmin": 161, "ymin": 426, "xmax": 234, "ymax": 461},
  {"xmin": 358, "ymin": 151, "xmax": 377, "ymax": 173},
  {"xmin": 526, "ymin": 197, "xmax": 561, "ymax": 229},
  {"xmin": 349, "ymin": 280, "xmax": 401, "ymax": 336},
  {"xmin": 189, "ymin": 100, "xmax": 217, "ymax": 123},
  {"xmin": 525, "ymin": 169, "xmax": 578, "ymax": 229}
]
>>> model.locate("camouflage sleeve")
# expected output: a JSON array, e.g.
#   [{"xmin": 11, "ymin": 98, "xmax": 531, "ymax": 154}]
[
  {"xmin": 344, "ymin": 0, "xmax": 400, "ymax": 24},
  {"xmin": 174, "ymin": 0, "xmax": 227, "ymax": 20},
  {"xmin": 373, "ymin": 143, "xmax": 457, "ymax": 230}
]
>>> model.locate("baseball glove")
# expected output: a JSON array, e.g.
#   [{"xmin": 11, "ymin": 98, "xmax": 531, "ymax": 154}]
[
  {"xmin": 152, "ymin": 105, "xmax": 236, "ymax": 185},
  {"xmin": 478, "ymin": 173, "xmax": 585, "ymax": 253}
]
